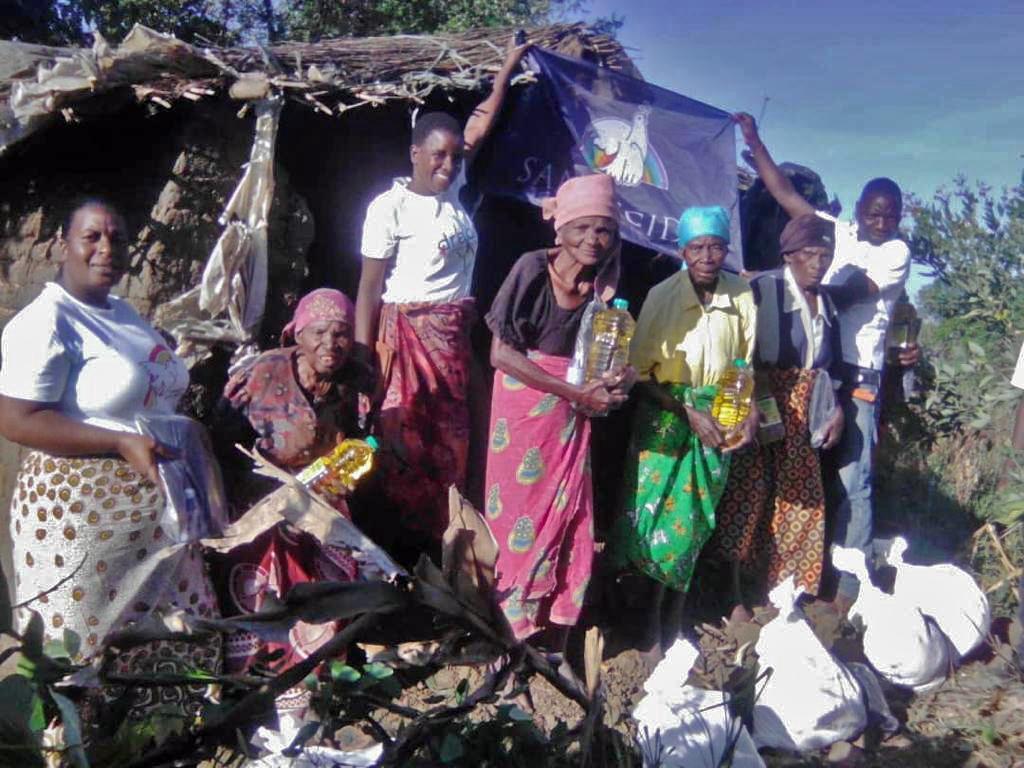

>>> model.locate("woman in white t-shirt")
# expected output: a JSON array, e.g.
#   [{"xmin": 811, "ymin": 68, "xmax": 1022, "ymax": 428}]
[
  {"xmin": 0, "ymin": 198, "xmax": 220, "ymax": 717},
  {"xmin": 354, "ymin": 39, "xmax": 528, "ymax": 550}
]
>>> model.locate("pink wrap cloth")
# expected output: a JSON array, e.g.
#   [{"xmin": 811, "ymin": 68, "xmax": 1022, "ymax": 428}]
[
  {"xmin": 541, "ymin": 174, "xmax": 618, "ymax": 232},
  {"xmin": 486, "ymin": 353, "xmax": 594, "ymax": 640},
  {"xmin": 281, "ymin": 288, "xmax": 355, "ymax": 343}
]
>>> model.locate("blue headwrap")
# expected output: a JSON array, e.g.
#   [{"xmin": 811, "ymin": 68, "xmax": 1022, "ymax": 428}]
[{"xmin": 677, "ymin": 206, "xmax": 731, "ymax": 248}]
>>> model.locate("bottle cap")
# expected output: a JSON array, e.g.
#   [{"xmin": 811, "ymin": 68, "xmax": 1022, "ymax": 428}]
[
  {"xmin": 365, "ymin": 436, "xmax": 379, "ymax": 451},
  {"xmin": 612, "ymin": 298, "xmax": 629, "ymax": 311}
]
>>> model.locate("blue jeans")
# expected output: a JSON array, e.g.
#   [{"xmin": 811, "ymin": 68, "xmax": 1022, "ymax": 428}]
[{"xmin": 826, "ymin": 379, "xmax": 879, "ymax": 599}]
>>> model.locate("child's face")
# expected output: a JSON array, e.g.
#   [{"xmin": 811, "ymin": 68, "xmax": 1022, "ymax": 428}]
[{"xmin": 856, "ymin": 193, "xmax": 902, "ymax": 246}]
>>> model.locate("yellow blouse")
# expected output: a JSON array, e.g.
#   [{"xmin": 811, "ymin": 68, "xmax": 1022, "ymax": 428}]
[{"xmin": 630, "ymin": 270, "xmax": 757, "ymax": 387}]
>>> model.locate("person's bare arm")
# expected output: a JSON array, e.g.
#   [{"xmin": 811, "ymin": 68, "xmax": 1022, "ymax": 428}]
[
  {"xmin": 735, "ymin": 112, "xmax": 814, "ymax": 219},
  {"xmin": 0, "ymin": 395, "xmax": 171, "ymax": 483},
  {"xmin": 354, "ymin": 258, "xmax": 390, "ymax": 359},
  {"xmin": 463, "ymin": 40, "xmax": 530, "ymax": 165},
  {"xmin": 490, "ymin": 338, "xmax": 624, "ymax": 415}
]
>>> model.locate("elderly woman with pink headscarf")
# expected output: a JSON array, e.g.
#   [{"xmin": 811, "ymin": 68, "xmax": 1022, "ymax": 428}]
[
  {"xmin": 485, "ymin": 174, "xmax": 635, "ymax": 649},
  {"xmin": 210, "ymin": 288, "xmax": 362, "ymax": 690}
]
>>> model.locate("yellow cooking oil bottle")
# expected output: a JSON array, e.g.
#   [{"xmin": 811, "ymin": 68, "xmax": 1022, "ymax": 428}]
[
  {"xmin": 585, "ymin": 298, "xmax": 635, "ymax": 382},
  {"xmin": 711, "ymin": 359, "xmax": 754, "ymax": 447},
  {"xmin": 297, "ymin": 436, "xmax": 379, "ymax": 495}
]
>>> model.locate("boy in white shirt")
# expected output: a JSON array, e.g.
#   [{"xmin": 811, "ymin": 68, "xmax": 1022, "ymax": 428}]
[{"xmin": 735, "ymin": 113, "xmax": 911, "ymax": 610}]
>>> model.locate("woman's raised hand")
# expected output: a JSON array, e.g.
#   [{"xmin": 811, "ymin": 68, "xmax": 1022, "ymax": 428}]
[
  {"xmin": 507, "ymin": 32, "xmax": 531, "ymax": 62},
  {"xmin": 733, "ymin": 112, "xmax": 761, "ymax": 148},
  {"xmin": 116, "ymin": 433, "xmax": 176, "ymax": 485}
]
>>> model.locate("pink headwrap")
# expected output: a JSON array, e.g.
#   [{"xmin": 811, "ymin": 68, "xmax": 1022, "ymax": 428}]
[
  {"xmin": 281, "ymin": 288, "xmax": 355, "ymax": 344},
  {"xmin": 541, "ymin": 174, "xmax": 618, "ymax": 232}
]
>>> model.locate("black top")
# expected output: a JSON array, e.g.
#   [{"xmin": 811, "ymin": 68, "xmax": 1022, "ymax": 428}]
[{"xmin": 485, "ymin": 249, "xmax": 588, "ymax": 358}]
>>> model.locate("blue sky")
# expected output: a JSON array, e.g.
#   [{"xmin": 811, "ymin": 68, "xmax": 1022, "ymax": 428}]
[{"xmin": 583, "ymin": 0, "xmax": 1024, "ymax": 291}]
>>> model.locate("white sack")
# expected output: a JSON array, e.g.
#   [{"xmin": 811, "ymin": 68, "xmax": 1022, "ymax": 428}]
[
  {"xmin": 249, "ymin": 713, "xmax": 382, "ymax": 767},
  {"xmin": 883, "ymin": 536, "xmax": 990, "ymax": 658},
  {"xmin": 832, "ymin": 545, "xmax": 951, "ymax": 692},
  {"xmin": 634, "ymin": 637, "xmax": 764, "ymax": 768},
  {"xmin": 751, "ymin": 577, "xmax": 866, "ymax": 752}
]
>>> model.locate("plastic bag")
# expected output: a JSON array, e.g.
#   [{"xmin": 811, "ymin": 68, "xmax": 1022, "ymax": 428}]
[
  {"xmin": 634, "ymin": 637, "xmax": 764, "ymax": 768},
  {"xmin": 565, "ymin": 297, "xmax": 607, "ymax": 385},
  {"xmin": 807, "ymin": 369, "xmax": 837, "ymax": 449},
  {"xmin": 752, "ymin": 576, "xmax": 866, "ymax": 752},
  {"xmin": 882, "ymin": 536, "xmax": 990, "ymax": 658},
  {"xmin": 135, "ymin": 413, "xmax": 229, "ymax": 542},
  {"xmin": 832, "ymin": 545, "xmax": 951, "ymax": 692}
]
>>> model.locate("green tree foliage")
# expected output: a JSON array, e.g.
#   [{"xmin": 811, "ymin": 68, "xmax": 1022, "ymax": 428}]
[
  {"xmin": 282, "ymin": 0, "xmax": 579, "ymax": 41},
  {"xmin": 3, "ymin": 0, "xmax": 613, "ymax": 45},
  {"xmin": 910, "ymin": 173, "xmax": 1024, "ymax": 436},
  {"xmin": 3, "ymin": 0, "xmax": 240, "ymax": 45}
]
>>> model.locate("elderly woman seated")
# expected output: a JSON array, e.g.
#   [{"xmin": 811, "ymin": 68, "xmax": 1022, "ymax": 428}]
[{"xmin": 209, "ymin": 288, "xmax": 364, "ymax": 706}]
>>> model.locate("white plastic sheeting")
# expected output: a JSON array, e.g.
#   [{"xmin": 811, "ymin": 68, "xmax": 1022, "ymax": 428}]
[
  {"xmin": 751, "ymin": 577, "xmax": 867, "ymax": 752},
  {"xmin": 634, "ymin": 636, "xmax": 764, "ymax": 768}
]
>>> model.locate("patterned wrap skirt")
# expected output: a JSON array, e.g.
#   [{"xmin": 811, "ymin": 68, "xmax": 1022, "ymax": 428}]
[
  {"xmin": 712, "ymin": 367, "xmax": 826, "ymax": 595},
  {"xmin": 9, "ymin": 451, "xmax": 221, "ymax": 716},
  {"xmin": 609, "ymin": 385, "xmax": 730, "ymax": 592},
  {"xmin": 485, "ymin": 354, "xmax": 594, "ymax": 641},
  {"xmin": 209, "ymin": 522, "xmax": 360, "ymax": 711},
  {"xmin": 373, "ymin": 298, "xmax": 476, "ymax": 539}
]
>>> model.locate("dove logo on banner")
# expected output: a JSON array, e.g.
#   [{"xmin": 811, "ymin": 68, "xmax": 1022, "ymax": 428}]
[
  {"xmin": 583, "ymin": 106, "xmax": 669, "ymax": 190},
  {"xmin": 473, "ymin": 48, "xmax": 742, "ymax": 269}
]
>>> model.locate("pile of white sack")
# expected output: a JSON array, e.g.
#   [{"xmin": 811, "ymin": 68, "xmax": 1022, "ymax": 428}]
[
  {"xmin": 833, "ymin": 536, "xmax": 991, "ymax": 693},
  {"xmin": 636, "ymin": 547, "xmax": 984, "ymax": 760}
]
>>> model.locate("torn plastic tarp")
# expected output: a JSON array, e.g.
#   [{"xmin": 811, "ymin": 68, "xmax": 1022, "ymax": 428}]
[{"xmin": 156, "ymin": 95, "xmax": 281, "ymax": 367}]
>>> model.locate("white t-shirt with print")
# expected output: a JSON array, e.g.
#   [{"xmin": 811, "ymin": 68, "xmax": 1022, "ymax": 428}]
[
  {"xmin": 822, "ymin": 218, "xmax": 910, "ymax": 371},
  {"xmin": 360, "ymin": 166, "xmax": 479, "ymax": 304},
  {"xmin": 0, "ymin": 282, "xmax": 189, "ymax": 432}
]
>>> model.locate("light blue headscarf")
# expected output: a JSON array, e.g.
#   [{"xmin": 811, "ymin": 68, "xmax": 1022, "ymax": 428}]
[{"xmin": 676, "ymin": 205, "xmax": 731, "ymax": 248}]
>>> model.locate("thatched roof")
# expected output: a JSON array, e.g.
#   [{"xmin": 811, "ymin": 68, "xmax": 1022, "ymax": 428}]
[{"xmin": 0, "ymin": 23, "xmax": 635, "ymax": 153}]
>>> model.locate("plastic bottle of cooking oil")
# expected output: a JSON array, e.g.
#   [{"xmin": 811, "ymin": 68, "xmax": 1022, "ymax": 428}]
[
  {"xmin": 585, "ymin": 298, "xmax": 635, "ymax": 382},
  {"xmin": 711, "ymin": 359, "xmax": 754, "ymax": 445},
  {"xmin": 297, "ymin": 436, "xmax": 379, "ymax": 495}
]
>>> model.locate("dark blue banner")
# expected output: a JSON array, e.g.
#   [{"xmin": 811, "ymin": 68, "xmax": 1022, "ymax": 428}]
[{"xmin": 476, "ymin": 48, "xmax": 742, "ymax": 269}]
